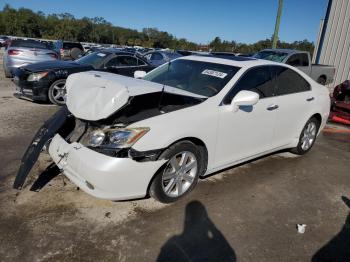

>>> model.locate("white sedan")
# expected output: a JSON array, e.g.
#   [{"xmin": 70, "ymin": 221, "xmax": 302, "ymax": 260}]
[{"xmin": 14, "ymin": 55, "xmax": 330, "ymax": 203}]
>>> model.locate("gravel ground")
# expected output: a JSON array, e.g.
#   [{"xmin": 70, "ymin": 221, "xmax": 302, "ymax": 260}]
[{"xmin": 0, "ymin": 50, "xmax": 349, "ymax": 262}]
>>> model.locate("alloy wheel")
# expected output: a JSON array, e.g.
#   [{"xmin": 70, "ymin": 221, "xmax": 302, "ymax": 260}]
[
  {"xmin": 301, "ymin": 122, "xmax": 317, "ymax": 150},
  {"xmin": 161, "ymin": 151, "xmax": 198, "ymax": 197},
  {"xmin": 51, "ymin": 82, "xmax": 66, "ymax": 103}
]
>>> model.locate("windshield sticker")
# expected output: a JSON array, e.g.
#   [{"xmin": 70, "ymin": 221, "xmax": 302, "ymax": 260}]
[
  {"xmin": 201, "ymin": 69, "xmax": 227, "ymax": 79},
  {"xmin": 97, "ymin": 53, "xmax": 106, "ymax": 57}
]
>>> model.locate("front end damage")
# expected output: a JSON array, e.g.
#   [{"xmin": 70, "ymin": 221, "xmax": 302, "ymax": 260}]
[
  {"xmin": 49, "ymin": 134, "xmax": 166, "ymax": 200},
  {"xmin": 13, "ymin": 110, "xmax": 168, "ymax": 200},
  {"xmin": 13, "ymin": 71, "xmax": 205, "ymax": 200},
  {"xmin": 13, "ymin": 106, "xmax": 74, "ymax": 189}
]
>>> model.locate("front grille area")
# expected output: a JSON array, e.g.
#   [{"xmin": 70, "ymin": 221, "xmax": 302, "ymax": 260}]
[{"xmin": 68, "ymin": 119, "xmax": 87, "ymax": 143}]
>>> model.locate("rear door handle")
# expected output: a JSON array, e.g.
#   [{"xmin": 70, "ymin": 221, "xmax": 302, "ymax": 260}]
[
  {"xmin": 267, "ymin": 104, "xmax": 279, "ymax": 111},
  {"xmin": 306, "ymin": 97, "xmax": 314, "ymax": 102}
]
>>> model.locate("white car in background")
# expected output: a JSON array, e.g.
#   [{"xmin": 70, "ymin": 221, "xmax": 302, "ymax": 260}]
[{"xmin": 14, "ymin": 55, "xmax": 330, "ymax": 203}]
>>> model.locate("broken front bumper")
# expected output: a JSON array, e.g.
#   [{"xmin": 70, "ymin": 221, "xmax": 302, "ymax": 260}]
[{"xmin": 49, "ymin": 134, "xmax": 166, "ymax": 200}]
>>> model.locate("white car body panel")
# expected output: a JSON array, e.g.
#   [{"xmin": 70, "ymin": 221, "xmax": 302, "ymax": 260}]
[
  {"xmin": 47, "ymin": 55, "xmax": 330, "ymax": 200},
  {"xmin": 215, "ymin": 96, "xmax": 278, "ymax": 168},
  {"xmin": 49, "ymin": 134, "xmax": 166, "ymax": 200}
]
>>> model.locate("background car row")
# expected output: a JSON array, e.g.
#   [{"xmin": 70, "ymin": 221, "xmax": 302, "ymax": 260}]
[{"xmin": 13, "ymin": 49, "xmax": 155, "ymax": 105}]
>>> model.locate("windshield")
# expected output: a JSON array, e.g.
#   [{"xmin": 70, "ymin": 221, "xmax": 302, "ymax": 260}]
[
  {"xmin": 253, "ymin": 51, "xmax": 288, "ymax": 62},
  {"xmin": 10, "ymin": 40, "xmax": 49, "ymax": 50},
  {"xmin": 76, "ymin": 52, "xmax": 109, "ymax": 68},
  {"xmin": 143, "ymin": 59, "xmax": 240, "ymax": 97}
]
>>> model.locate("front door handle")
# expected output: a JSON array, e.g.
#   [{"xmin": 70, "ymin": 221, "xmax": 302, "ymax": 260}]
[
  {"xmin": 306, "ymin": 97, "xmax": 314, "ymax": 102},
  {"xmin": 267, "ymin": 104, "xmax": 279, "ymax": 111}
]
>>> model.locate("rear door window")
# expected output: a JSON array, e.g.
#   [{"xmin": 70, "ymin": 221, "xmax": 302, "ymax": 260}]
[
  {"xmin": 106, "ymin": 56, "xmax": 138, "ymax": 67},
  {"xmin": 286, "ymin": 54, "xmax": 301, "ymax": 66},
  {"xmin": 287, "ymin": 53, "xmax": 309, "ymax": 67},
  {"xmin": 273, "ymin": 66, "xmax": 311, "ymax": 95},
  {"xmin": 137, "ymin": 58, "xmax": 147, "ymax": 66},
  {"xmin": 299, "ymin": 53, "xmax": 309, "ymax": 66},
  {"xmin": 223, "ymin": 66, "xmax": 274, "ymax": 104}
]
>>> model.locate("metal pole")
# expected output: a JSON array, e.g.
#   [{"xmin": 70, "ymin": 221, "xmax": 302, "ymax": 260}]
[
  {"xmin": 315, "ymin": 0, "xmax": 332, "ymax": 64},
  {"xmin": 272, "ymin": 0, "xmax": 284, "ymax": 49}
]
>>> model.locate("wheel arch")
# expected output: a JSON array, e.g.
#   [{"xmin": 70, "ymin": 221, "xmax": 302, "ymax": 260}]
[
  {"xmin": 317, "ymin": 75, "xmax": 327, "ymax": 84},
  {"xmin": 161, "ymin": 137, "xmax": 208, "ymax": 168},
  {"xmin": 145, "ymin": 136, "xmax": 209, "ymax": 198},
  {"xmin": 310, "ymin": 113, "xmax": 322, "ymax": 125}
]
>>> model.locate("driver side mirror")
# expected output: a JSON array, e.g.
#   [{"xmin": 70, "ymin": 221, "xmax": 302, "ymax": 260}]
[
  {"xmin": 231, "ymin": 90, "xmax": 259, "ymax": 111},
  {"xmin": 134, "ymin": 70, "xmax": 147, "ymax": 79}
]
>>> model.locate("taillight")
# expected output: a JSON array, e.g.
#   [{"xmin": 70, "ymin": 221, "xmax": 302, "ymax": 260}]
[
  {"xmin": 48, "ymin": 53, "xmax": 58, "ymax": 59},
  {"xmin": 8, "ymin": 49, "xmax": 22, "ymax": 56}
]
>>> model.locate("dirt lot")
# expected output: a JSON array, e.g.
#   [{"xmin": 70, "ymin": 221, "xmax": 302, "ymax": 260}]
[{"xmin": 0, "ymin": 55, "xmax": 349, "ymax": 262}]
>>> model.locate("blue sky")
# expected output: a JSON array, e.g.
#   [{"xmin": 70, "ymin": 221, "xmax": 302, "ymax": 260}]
[{"xmin": 1, "ymin": 0, "xmax": 328, "ymax": 44}]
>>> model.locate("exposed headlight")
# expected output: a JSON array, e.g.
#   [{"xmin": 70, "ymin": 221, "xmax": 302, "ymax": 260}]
[
  {"xmin": 88, "ymin": 127, "xmax": 149, "ymax": 149},
  {"xmin": 27, "ymin": 71, "xmax": 49, "ymax": 81},
  {"xmin": 89, "ymin": 130, "xmax": 106, "ymax": 147}
]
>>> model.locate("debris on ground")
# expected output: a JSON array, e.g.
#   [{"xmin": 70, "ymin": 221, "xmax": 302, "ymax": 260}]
[{"xmin": 296, "ymin": 224, "xmax": 306, "ymax": 234}]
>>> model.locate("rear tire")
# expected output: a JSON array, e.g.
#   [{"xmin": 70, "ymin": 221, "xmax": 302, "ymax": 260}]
[
  {"xmin": 149, "ymin": 141, "xmax": 206, "ymax": 203},
  {"xmin": 48, "ymin": 79, "xmax": 67, "ymax": 106},
  {"xmin": 290, "ymin": 117, "xmax": 320, "ymax": 155},
  {"xmin": 317, "ymin": 76, "xmax": 326, "ymax": 85},
  {"xmin": 70, "ymin": 47, "xmax": 83, "ymax": 60}
]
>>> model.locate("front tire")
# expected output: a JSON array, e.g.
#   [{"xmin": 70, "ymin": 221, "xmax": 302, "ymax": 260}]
[
  {"xmin": 150, "ymin": 141, "xmax": 206, "ymax": 203},
  {"xmin": 291, "ymin": 117, "xmax": 320, "ymax": 155},
  {"xmin": 48, "ymin": 79, "xmax": 67, "ymax": 106}
]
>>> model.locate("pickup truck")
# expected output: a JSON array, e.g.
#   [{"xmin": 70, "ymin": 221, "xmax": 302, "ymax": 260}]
[{"xmin": 254, "ymin": 49, "xmax": 335, "ymax": 85}]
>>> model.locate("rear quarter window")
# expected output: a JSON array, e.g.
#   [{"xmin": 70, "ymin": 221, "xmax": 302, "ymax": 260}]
[{"xmin": 273, "ymin": 66, "xmax": 311, "ymax": 95}]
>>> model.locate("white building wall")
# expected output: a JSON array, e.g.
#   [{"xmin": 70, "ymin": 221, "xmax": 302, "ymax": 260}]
[{"xmin": 315, "ymin": 0, "xmax": 350, "ymax": 87}]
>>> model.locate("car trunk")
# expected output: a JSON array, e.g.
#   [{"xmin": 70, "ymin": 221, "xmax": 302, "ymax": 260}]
[{"xmin": 10, "ymin": 47, "xmax": 58, "ymax": 62}]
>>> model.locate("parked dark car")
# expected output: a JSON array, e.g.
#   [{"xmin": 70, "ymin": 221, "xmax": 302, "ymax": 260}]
[
  {"xmin": 2, "ymin": 37, "xmax": 12, "ymax": 49},
  {"xmin": 54, "ymin": 41, "xmax": 84, "ymax": 60},
  {"xmin": 13, "ymin": 50, "xmax": 155, "ymax": 105},
  {"xmin": 0, "ymin": 35, "xmax": 9, "ymax": 47}
]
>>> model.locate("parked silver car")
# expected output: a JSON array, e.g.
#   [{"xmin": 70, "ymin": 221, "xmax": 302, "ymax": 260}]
[{"xmin": 3, "ymin": 39, "xmax": 59, "ymax": 78}]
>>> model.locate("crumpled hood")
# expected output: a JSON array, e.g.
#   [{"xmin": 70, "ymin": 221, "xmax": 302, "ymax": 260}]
[{"xmin": 66, "ymin": 71, "xmax": 204, "ymax": 121}]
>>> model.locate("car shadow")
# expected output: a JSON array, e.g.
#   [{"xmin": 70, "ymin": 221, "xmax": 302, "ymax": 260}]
[
  {"xmin": 311, "ymin": 196, "xmax": 350, "ymax": 262},
  {"xmin": 30, "ymin": 163, "xmax": 61, "ymax": 192},
  {"xmin": 156, "ymin": 200, "xmax": 236, "ymax": 262}
]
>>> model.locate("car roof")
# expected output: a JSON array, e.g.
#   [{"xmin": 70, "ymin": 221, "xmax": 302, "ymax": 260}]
[
  {"xmin": 144, "ymin": 50, "xmax": 176, "ymax": 55},
  {"xmin": 102, "ymin": 49, "xmax": 143, "ymax": 57},
  {"xmin": 260, "ymin": 48, "xmax": 305, "ymax": 54},
  {"xmin": 179, "ymin": 54, "xmax": 286, "ymax": 68}
]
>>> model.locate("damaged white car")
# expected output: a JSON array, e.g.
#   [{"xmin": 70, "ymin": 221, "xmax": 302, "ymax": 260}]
[{"xmin": 14, "ymin": 55, "xmax": 330, "ymax": 203}]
